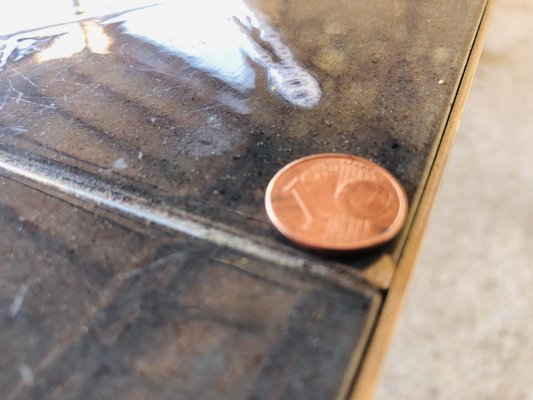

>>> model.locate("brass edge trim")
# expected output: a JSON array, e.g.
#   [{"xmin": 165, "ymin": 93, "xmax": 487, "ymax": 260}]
[
  {"xmin": 361, "ymin": 254, "xmax": 396, "ymax": 290},
  {"xmin": 336, "ymin": 290, "xmax": 383, "ymax": 400},
  {"xmin": 391, "ymin": 0, "xmax": 490, "ymax": 262},
  {"xmin": 348, "ymin": 0, "xmax": 495, "ymax": 398}
]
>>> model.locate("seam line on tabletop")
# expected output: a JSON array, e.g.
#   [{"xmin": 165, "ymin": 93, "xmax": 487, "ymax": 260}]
[{"xmin": 0, "ymin": 149, "xmax": 378, "ymax": 296}]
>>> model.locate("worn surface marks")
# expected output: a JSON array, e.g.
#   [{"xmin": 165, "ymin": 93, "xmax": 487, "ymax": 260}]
[{"xmin": 0, "ymin": 176, "xmax": 378, "ymax": 400}]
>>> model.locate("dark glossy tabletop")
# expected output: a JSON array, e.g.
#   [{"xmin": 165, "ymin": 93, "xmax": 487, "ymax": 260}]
[{"xmin": 1, "ymin": 1, "xmax": 487, "ymax": 399}]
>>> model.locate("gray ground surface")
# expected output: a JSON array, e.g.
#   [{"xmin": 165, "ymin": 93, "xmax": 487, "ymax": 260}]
[{"xmin": 376, "ymin": 1, "xmax": 533, "ymax": 399}]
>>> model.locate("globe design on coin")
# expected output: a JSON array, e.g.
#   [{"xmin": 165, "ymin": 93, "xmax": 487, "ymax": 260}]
[
  {"xmin": 265, "ymin": 154, "xmax": 409, "ymax": 250},
  {"xmin": 336, "ymin": 181, "xmax": 392, "ymax": 218}
]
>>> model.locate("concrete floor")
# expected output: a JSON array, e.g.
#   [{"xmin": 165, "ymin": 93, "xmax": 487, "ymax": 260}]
[{"xmin": 376, "ymin": 1, "xmax": 533, "ymax": 399}]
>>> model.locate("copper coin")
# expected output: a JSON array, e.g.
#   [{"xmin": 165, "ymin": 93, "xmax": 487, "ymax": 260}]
[{"xmin": 265, "ymin": 154, "xmax": 409, "ymax": 251}]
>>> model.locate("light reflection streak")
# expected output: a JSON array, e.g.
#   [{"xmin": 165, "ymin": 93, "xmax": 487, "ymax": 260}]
[
  {"xmin": 109, "ymin": 0, "xmax": 322, "ymax": 108},
  {"xmin": 0, "ymin": 0, "xmax": 321, "ymax": 108}
]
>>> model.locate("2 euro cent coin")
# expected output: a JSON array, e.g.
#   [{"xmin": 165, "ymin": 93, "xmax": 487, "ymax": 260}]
[{"xmin": 265, "ymin": 154, "xmax": 409, "ymax": 251}]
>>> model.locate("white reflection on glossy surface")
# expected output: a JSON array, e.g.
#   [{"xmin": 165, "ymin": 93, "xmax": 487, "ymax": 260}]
[
  {"xmin": 109, "ymin": 0, "xmax": 322, "ymax": 108},
  {"xmin": 0, "ymin": 0, "xmax": 321, "ymax": 108},
  {"xmin": 36, "ymin": 22, "xmax": 111, "ymax": 63}
]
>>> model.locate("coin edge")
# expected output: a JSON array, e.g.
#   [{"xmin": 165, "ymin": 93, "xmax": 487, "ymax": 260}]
[{"xmin": 264, "ymin": 153, "xmax": 409, "ymax": 251}]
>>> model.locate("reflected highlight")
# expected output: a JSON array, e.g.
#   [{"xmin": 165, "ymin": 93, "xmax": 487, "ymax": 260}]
[
  {"xmin": 109, "ymin": 0, "xmax": 322, "ymax": 108},
  {"xmin": 0, "ymin": 0, "xmax": 320, "ymax": 108}
]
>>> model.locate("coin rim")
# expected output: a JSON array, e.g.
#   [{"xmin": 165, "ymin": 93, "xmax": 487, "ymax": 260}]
[{"xmin": 265, "ymin": 153, "xmax": 409, "ymax": 251}]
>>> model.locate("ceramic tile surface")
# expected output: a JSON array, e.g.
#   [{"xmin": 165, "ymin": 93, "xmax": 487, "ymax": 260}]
[
  {"xmin": 0, "ymin": 175, "xmax": 378, "ymax": 400},
  {"xmin": 1, "ymin": 0, "xmax": 486, "ymax": 267}
]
